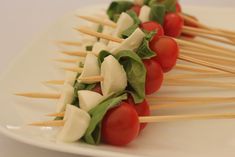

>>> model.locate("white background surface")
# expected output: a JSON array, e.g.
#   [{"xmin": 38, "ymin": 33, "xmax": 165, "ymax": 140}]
[{"xmin": 0, "ymin": 0, "xmax": 235, "ymax": 157}]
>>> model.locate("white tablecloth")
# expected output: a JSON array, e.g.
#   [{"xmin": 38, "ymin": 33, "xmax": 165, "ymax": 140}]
[{"xmin": 0, "ymin": 0, "xmax": 235, "ymax": 156}]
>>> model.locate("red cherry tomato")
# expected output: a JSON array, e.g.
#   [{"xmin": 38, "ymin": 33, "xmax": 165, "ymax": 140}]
[
  {"xmin": 101, "ymin": 102, "xmax": 140, "ymax": 146},
  {"xmin": 92, "ymin": 84, "xmax": 102, "ymax": 94},
  {"xmin": 150, "ymin": 36, "xmax": 179, "ymax": 73},
  {"xmin": 125, "ymin": 96, "xmax": 150, "ymax": 132},
  {"xmin": 163, "ymin": 13, "xmax": 184, "ymax": 37},
  {"xmin": 131, "ymin": 5, "xmax": 141, "ymax": 16},
  {"xmin": 143, "ymin": 59, "xmax": 164, "ymax": 95},
  {"xmin": 176, "ymin": 2, "xmax": 182, "ymax": 13},
  {"xmin": 140, "ymin": 21, "xmax": 165, "ymax": 43},
  {"xmin": 181, "ymin": 15, "xmax": 199, "ymax": 38}
]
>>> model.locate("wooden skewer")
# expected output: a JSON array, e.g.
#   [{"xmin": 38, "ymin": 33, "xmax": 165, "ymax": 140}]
[
  {"xmin": 183, "ymin": 26, "xmax": 235, "ymax": 39},
  {"xmin": 54, "ymin": 59, "xmax": 78, "ymax": 64},
  {"xmin": 139, "ymin": 113, "xmax": 235, "ymax": 123},
  {"xmin": 75, "ymin": 27, "xmax": 123, "ymax": 43},
  {"xmin": 61, "ymin": 51, "xmax": 88, "ymax": 57},
  {"xmin": 175, "ymin": 38, "xmax": 235, "ymax": 59},
  {"xmin": 62, "ymin": 67, "xmax": 83, "ymax": 73},
  {"xmin": 15, "ymin": 93, "xmax": 61, "ymax": 99},
  {"xmin": 56, "ymin": 41, "xmax": 82, "ymax": 46},
  {"xmin": 43, "ymin": 80, "xmax": 65, "ymax": 85},
  {"xmin": 181, "ymin": 31, "xmax": 235, "ymax": 46},
  {"xmin": 166, "ymin": 73, "xmax": 233, "ymax": 80},
  {"xmin": 78, "ymin": 15, "xmax": 116, "ymax": 28},
  {"xmin": 181, "ymin": 13, "xmax": 235, "ymax": 44},
  {"xmin": 179, "ymin": 54, "xmax": 235, "ymax": 74},
  {"xmin": 180, "ymin": 49, "xmax": 235, "ymax": 64},
  {"xmin": 29, "ymin": 120, "xmax": 65, "ymax": 126},
  {"xmin": 165, "ymin": 79, "xmax": 235, "ymax": 89},
  {"xmin": 189, "ymin": 37, "xmax": 235, "ymax": 53},
  {"xmin": 174, "ymin": 64, "xmax": 216, "ymax": 73},
  {"xmin": 30, "ymin": 113, "xmax": 235, "ymax": 126}
]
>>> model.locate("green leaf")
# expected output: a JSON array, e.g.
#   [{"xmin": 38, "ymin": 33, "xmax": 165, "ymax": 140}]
[
  {"xmin": 98, "ymin": 50, "xmax": 113, "ymax": 66},
  {"xmin": 162, "ymin": 0, "xmax": 176, "ymax": 12},
  {"xmin": 107, "ymin": 1, "xmax": 134, "ymax": 22},
  {"xmin": 84, "ymin": 93, "xmax": 127, "ymax": 144},
  {"xmin": 121, "ymin": 10, "xmax": 141, "ymax": 39},
  {"xmin": 86, "ymin": 45, "xmax": 93, "ymax": 51},
  {"xmin": 116, "ymin": 50, "xmax": 146, "ymax": 103},
  {"xmin": 150, "ymin": 4, "xmax": 166, "ymax": 25},
  {"xmin": 136, "ymin": 30, "xmax": 156, "ymax": 59}
]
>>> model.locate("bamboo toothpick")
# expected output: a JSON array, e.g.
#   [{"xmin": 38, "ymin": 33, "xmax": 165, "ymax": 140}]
[
  {"xmin": 62, "ymin": 67, "xmax": 83, "ymax": 73},
  {"xmin": 78, "ymin": 15, "xmax": 117, "ymax": 28},
  {"xmin": 32, "ymin": 113, "xmax": 235, "ymax": 125},
  {"xmin": 43, "ymin": 80, "xmax": 65, "ymax": 85},
  {"xmin": 61, "ymin": 51, "xmax": 88, "ymax": 57},
  {"xmin": 179, "ymin": 54, "xmax": 235, "ymax": 74},
  {"xmin": 75, "ymin": 27, "xmax": 123, "ymax": 43},
  {"xmin": 139, "ymin": 113, "xmax": 235, "ymax": 123},
  {"xmin": 56, "ymin": 41, "xmax": 82, "ymax": 46},
  {"xmin": 29, "ymin": 120, "xmax": 65, "ymax": 126},
  {"xmin": 15, "ymin": 93, "xmax": 61, "ymax": 99},
  {"xmin": 166, "ymin": 73, "xmax": 233, "ymax": 80}
]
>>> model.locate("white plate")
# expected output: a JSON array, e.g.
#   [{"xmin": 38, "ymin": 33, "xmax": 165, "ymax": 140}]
[{"xmin": 1, "ymin": 5, "xmax": 235, "ymax": 157}]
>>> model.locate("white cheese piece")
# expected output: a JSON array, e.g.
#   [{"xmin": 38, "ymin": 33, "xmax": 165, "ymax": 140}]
[
  {"xmin": 101, "ymin": 55, "xmax": 127, "ymax": 96},
  {"xmin": 56, "ymin": 84, "xmax": 74, "ymax": 113},
  {"xmin": 100, "ymin": 26, "xmax": 115, "ymax": 45},
  {"xmin": 107, "ymin": 41, "xmax": 121, "ymax": 51},
  {"xmin": 57, "ymin": 105, "xmax": 91, "ymax": 142},
  {"xmin": 134, "ymin": 0, "xmax": 144, "ymax": 5},
  {"xmin": 110, "ymin": 28, "xmax": 145, "ymax": 55},
  {"xmin": 78, "ymin": 90, "xmax": 103, "ymax": 112},
  {"xmin": 139, "ymin": 5, "xmax": 151, "ymax": 23},
  {"xmin": 65, "ymin": 72, "xmax": 77, "ymax": 86},
  {"xmin": 92, "ymin": 42, "xmax": 108, "ymax": 56},
  {"xmin": 79, "ymin": 53, "xmax": 100, "ymax": 84},
  {"xmin": 113, "ymin": 12, "xmax": 134, "ymax": 37}
]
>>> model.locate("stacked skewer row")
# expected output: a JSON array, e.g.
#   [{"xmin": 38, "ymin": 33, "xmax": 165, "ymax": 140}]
[{"xmin": 15, "ymin": 0, "xmax": 235, "ymax": 146}]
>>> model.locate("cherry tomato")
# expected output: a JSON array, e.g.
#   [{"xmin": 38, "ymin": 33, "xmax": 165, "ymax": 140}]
[
  {"xmin": 150, "ymin": 36, "xmax": 179, "ymax": 72},
  {"xmin": 131, "ymin": 5, "xmax": 141, "ymax": 16},
  {"xmin": 101, "ymin": 102, "xmax": 140, "ymax": 146},
  {"xmin": 181, "ymin": 15, "xmax": 199, "ymax": 38},
  {"xmin": 92, "ymin": 83, "xmax": 102, "ymax": 94},
  {"xmin": 140, "ymin": 21, "xmax": 164, "ymax": 43},
  {"xmin": 143, "ymin": 59, "xmax": 164, "ymax": 95},
  {"xmin": 163, "ymin": 13, "xmax": 184, "ymax": 37},
  {"xmin": 125, "ymin": 96, "xmax": 150, "ymax": 132},
  {"xmin": 176, "ymin": 2, "xmax": 182, "ymax": 13}
]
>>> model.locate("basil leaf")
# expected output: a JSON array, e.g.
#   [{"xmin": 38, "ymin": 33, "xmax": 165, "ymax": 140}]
[
  {"xmin": 144, "ymin": 0, "xmax": 151, "ymax": 5},
  {"xmin": 98, "ymin": 50, "xmax": 113, "ymax": 66},
  {"xmin": 136, "ymin": 31, "xmax": 156, "ymax": 59},
  {"xmin": 121, "ymin": 10, "xmax": 141, "ymax": 38},
  {"xmin": 116, "ymin": 50, "xmax": 146, "ymax": 103},
  {"xmin": 84, "ymin": 93, "xmax": 127, "ymax": 144},
  {"xmin": 162, "ymin": 0, "xmax": 176, "ymax": 12},
  {"xmin": 86, "ymin": 45, "xmax": 93, "ymax": 51},
  {"xmin": 107, "ymin": 1, "xmax": 134, "ymax": 22},
  {"xmin": 150, "ymin": 4, "xmax": 166, "ymax": 25}
]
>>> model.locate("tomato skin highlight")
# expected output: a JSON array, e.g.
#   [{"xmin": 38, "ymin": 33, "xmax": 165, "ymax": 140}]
[
  {"xmin": 131, "ymin": 5, "xmax": 141, "ymax": 16},
  {"xmin": 140, "ymin": 21, "xmax": 165, "ymax": 43},
  {"xmin": 163, "ymin": 13, "xmax": 184, "ymax": 37},
  {"xmin": 143, "ymin": 59, "xmax": 164, "ymax": 95},
  {"xmin": 150, "ymin": 36, "xmax": 179, "ymax": 73},
  {"xmin": 125, "ymin": 96, "xmax": 150, "ymax": 132},
  {"xmin": 101, "ymin": 102, "xmax": 140, "ymax": 146}
]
